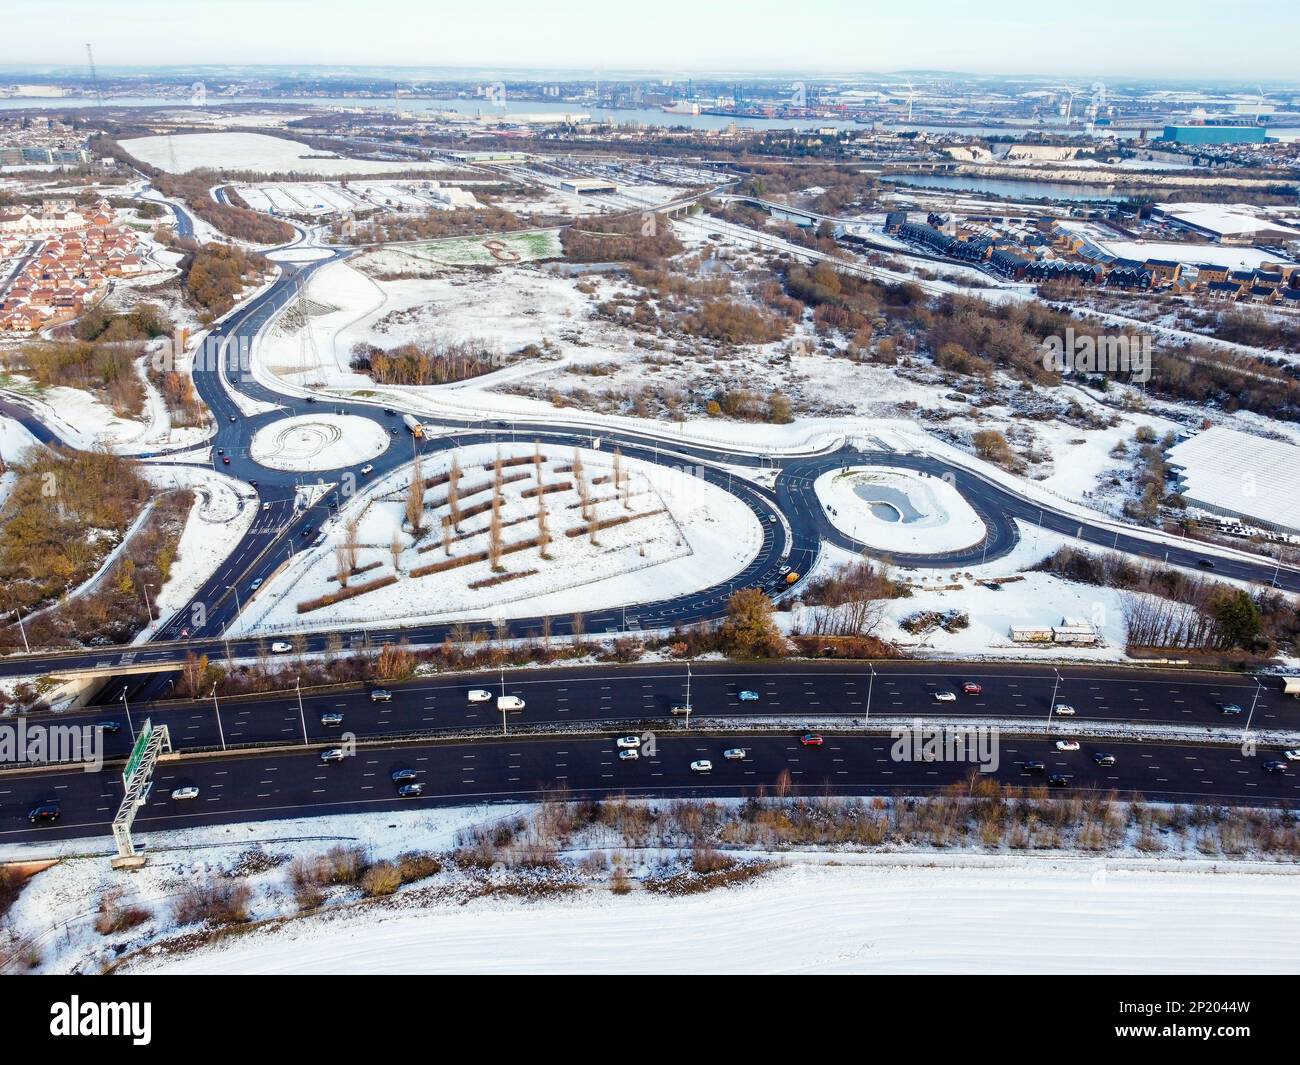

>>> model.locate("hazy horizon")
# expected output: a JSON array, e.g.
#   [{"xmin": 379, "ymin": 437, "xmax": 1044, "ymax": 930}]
[{"xmin": 2, "ymin": 0, "xmax": 1296, "ymax": 81}]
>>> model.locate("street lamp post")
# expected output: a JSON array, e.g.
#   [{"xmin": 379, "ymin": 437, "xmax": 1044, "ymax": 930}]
[
  {"xmin": 11, "ymin": 600, "xmax": 30, "ymax": 654},
  {"xmin": 296, "ymin": 674, "xmax": 308, "ymax": 746},
  {"xmin": 211, "ymin": 682, "xmax": 227, "ymax": 751},
  {"xmin": 1246, "ymin": 679, "xmax": 1265, "ymax": 737},
  {"xmin": 1048, "ymin": 668, "xmax": 1062, "ymax": 725},
  {"xmin": 866, "ymin": 662, "xmax": 876, "ymax": 722},
  {"xmin": 499, "ymin": 666, "xmax": 507, "ymax": 737},
  {"xmin": 120, "ymin": 686, "xmax": 136, "ymax": 743},
  {"xmin": 684, "ymin": 660, "xmax": 692, "ymax": 730}
]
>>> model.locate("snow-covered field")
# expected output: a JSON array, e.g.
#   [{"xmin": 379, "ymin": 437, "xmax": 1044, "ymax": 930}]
[
  {"xmin": 118, "ymin": 133, "xmax": 453, "ymax": 176},
  {"xmin": 236, "ymin": 442, "xmax": 760, "ymax": 633},
  {"xmin": 815, "ymin": 466, "xmax": 986, "ymax": 554},
  {"xmin": 249, "ymin": 413, "xmax": 390, "ymax": 471},
  {"xmin": 237, "ymin": 179, "xmax": 480, "ymax": 218},
  {"xmin": 125, "ymin": 859, "xmax": 1300, "ymax": 975}
]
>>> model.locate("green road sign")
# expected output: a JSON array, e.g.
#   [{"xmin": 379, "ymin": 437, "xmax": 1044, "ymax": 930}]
[{"xmin": 122, "ymin": 719, "xmax": 152, "ymax": 788}]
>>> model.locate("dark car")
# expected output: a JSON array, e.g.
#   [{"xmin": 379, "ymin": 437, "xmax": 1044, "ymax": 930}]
[
  {"xmin": 305, "ymin": 396, "xmax": 317, "ymax": 403},
  {"xmin": 1196, "ymin": 559, "xmax": 1215, "ymax": 569},
  {"xmin": 301, "ymin": 526, "xmax": 314, "ymax": 538},
  {"xmin": 1093, "ymin": 752, "xmax": 1116, "ymax": 767},
  {"xmin": 95, "ymin": 720, "xmax": 122, "ymax": 734},
  {"xmin": 28, "ymin": 802, "xmax": 60, "ymax": 825},
  {"xmin": 1263, "ymin": 760, "xmax": 1288, "ymax": 773},
  {"xmin": 370, "ymin": 689, "xmax": 393, "ymax": 703},
  {"xmin": 383, "ymin": 408, "xmax": 396, "ymax": 415},
  {"xmin": 1023, "ymin": 760, "xmax": 1047, "ymax": 773},
  {"xmin": 248, "ymin": 479, "xmax": 258, "ymax": 487},
  {"xmin": 397, "ymin": 783, "xmax": 424, "ymax": 798},
  {"xmin": 1219, "ymin": 703, "xmax": 1244, "ymax": 716},
  {"xmin": 391, "ymin": 768, "xmax": 417, "ymax": 782},
  {"xmin": 1047, "ymin": 773, "xmax": 1071, "ymax": 788}
]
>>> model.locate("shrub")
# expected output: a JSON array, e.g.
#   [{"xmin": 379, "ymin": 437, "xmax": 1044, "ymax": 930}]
[{"xmin": 360, "ymin": 861, "xmax": 402, "ymax": 897}]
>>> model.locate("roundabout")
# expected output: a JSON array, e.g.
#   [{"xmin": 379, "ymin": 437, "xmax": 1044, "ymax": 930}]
[
  {"xmin": 249, "ymin": 413, "xmax": 390, "ymax": 472},
  {"xmin": 813, "ymin": 466, "xmax": 987, "ymax": 555}
]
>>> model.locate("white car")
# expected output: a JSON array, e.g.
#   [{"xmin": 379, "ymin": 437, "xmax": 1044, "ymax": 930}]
[
  {"xmin": 467, "ymin": 689, "xmax": 493, "ymax": 703},
  {"xmin": 619, "ymin": 749, "xmax": 639, "ymax": 761},
  {"xmin": 723, "ymin": 748, "xmax": 746, "ymax": 760},
  {"xmin": 935, "ymin": 691, "xmax": 957, "ymax": 702},
  {"xmin": 170, "ymin": 786, "xmax": 200, "ymax": 800},
  {"xmin": 1055, "ymin": 740, "xmax": 1080, "ymax": 752},
  {"xmin": 270, "ymin": 641, "xmax": 292, "ymax": 654},
  {"xmin": 1053, "ymin": 704, "xmax": 1076, "ymax": 716},
  {"xmin": 616, "ymin": 736, "xmax": 641, "ymax": 749},
  {"xmin": 360, "ymin": 464, "xmax": 374, "ymax": 475},
  {"xmin": 1284, "ymin": 749, "xmax": 1300, "ymax": 762},
  {"xmin": 690, "ymin": 760, "xmax": 713, "ymax": 773}
]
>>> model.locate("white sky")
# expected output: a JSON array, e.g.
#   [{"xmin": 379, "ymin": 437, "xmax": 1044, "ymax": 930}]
[{"xmin": 1, "ymin": 0, "xmax": 1295, "ymax": 80}]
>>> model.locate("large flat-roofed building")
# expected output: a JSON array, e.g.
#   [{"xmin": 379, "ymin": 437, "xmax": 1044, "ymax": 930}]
[
  {"xmin": 560, "ymin": 177, "xmax": 618, "ymax": 194},
  {"xmin": 1166, "ymin": 426, "xmax": 1300, "ymax": 534},
  {"xmin": 1161, "ymin": 125, "xmax": 1268, "ymax": 145}
]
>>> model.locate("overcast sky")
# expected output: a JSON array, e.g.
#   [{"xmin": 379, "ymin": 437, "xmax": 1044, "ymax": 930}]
[{"xmin": 2, "ymin": 0, "xmax": 1293, "ymax": 81}]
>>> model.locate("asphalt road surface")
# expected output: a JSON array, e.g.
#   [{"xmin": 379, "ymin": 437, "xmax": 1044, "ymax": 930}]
[
  {"xmin": 10, "ymin": 661, "xmax": 1293, "ymax": 768},
  {"xmin": 3, "ymin": 730, "xmax": 1296, "ymax": 847}
]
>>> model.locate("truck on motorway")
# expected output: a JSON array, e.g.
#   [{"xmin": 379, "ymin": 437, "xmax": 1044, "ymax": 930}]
[
  {"xmin": 403, "ymin": 414, "xmax": 425, "ymax": 439},
  {"xmin": 1282, "ymin": 677, "xmax": 1300, "ymax": 696}
]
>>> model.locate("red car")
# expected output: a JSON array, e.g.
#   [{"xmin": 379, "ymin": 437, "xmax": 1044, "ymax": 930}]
[
  {"xmin": 800, "ymin": 734, "xmax": 824, "ymax": 747},
  {"xmin": 222, "ymin": 455, "xmax": 231, "ymax": 465},
  {"xmin": 962, "ymin": 682, "xmax": 983, "ymax": 695}
]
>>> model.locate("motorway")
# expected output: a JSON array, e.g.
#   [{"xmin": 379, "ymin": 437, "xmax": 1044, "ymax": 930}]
[
  {"xmin": 4, "ymin": 729, "xmax": 1298, "ymax": 847},
  {"xmin": 7, "ymin": 661, "xmax": 1296, "ymax": 767}
]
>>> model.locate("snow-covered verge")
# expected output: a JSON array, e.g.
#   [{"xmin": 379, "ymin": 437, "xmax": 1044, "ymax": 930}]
[
  {"xmin": 135, "ymin": 466, "xmax": 260, "ymax": 640},
  {"xmin": 6, "ymin": 796, "xmax": 1299, "ymax": 975},
  {"xmin": 127, "ymin": 860, "xmax": 1300, "ymax": 975}
]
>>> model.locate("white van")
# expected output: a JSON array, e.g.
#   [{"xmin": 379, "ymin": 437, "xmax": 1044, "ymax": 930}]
[{"xmin": 497, "ymin": 695, "xmax": 525, "ymax": 712}]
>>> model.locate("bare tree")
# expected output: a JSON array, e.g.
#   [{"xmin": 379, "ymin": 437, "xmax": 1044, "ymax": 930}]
[
  {"xmin": 389, "ymin": 531, "xmax": 403, "ymax": 574},
  {"xmin": 405, "ymin": 454, "xmax": 425, "ymax": 536},
  {"xmin": 447, "ymin": 455, "xmax": 462, "ymax": 531},
  {"xmin": 335, "ymin": 544, "xmax": 354, "ymax": 587},
  {"xmin": 489, "ymin": 485, "xmax": 504, "ymax": 571},
  {"xmin": 537, "ymin": 495, "xmax": 551, "ymax": 559},
  {"xmin": 578, "ymin": 475, "xmax": 592, "ymax": 522}
]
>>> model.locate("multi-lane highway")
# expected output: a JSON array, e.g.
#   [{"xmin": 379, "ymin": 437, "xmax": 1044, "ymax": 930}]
[
  {"xmin": 4, "ymin": 729, "xmax": 1297, "ymax": 847},
  {"xmin": 8, "ymin": 661, "xmax": 1295, "ymax": 767}
]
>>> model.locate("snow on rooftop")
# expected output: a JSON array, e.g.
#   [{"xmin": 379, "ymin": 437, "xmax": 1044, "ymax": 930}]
[
  {"xmin": 1155, "ymin": 201, "xmax": 1300, "ymax": 239},
  {"xmin": 1166, "ymin": 426, "xmax": 1300, "ymax": 533}
]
